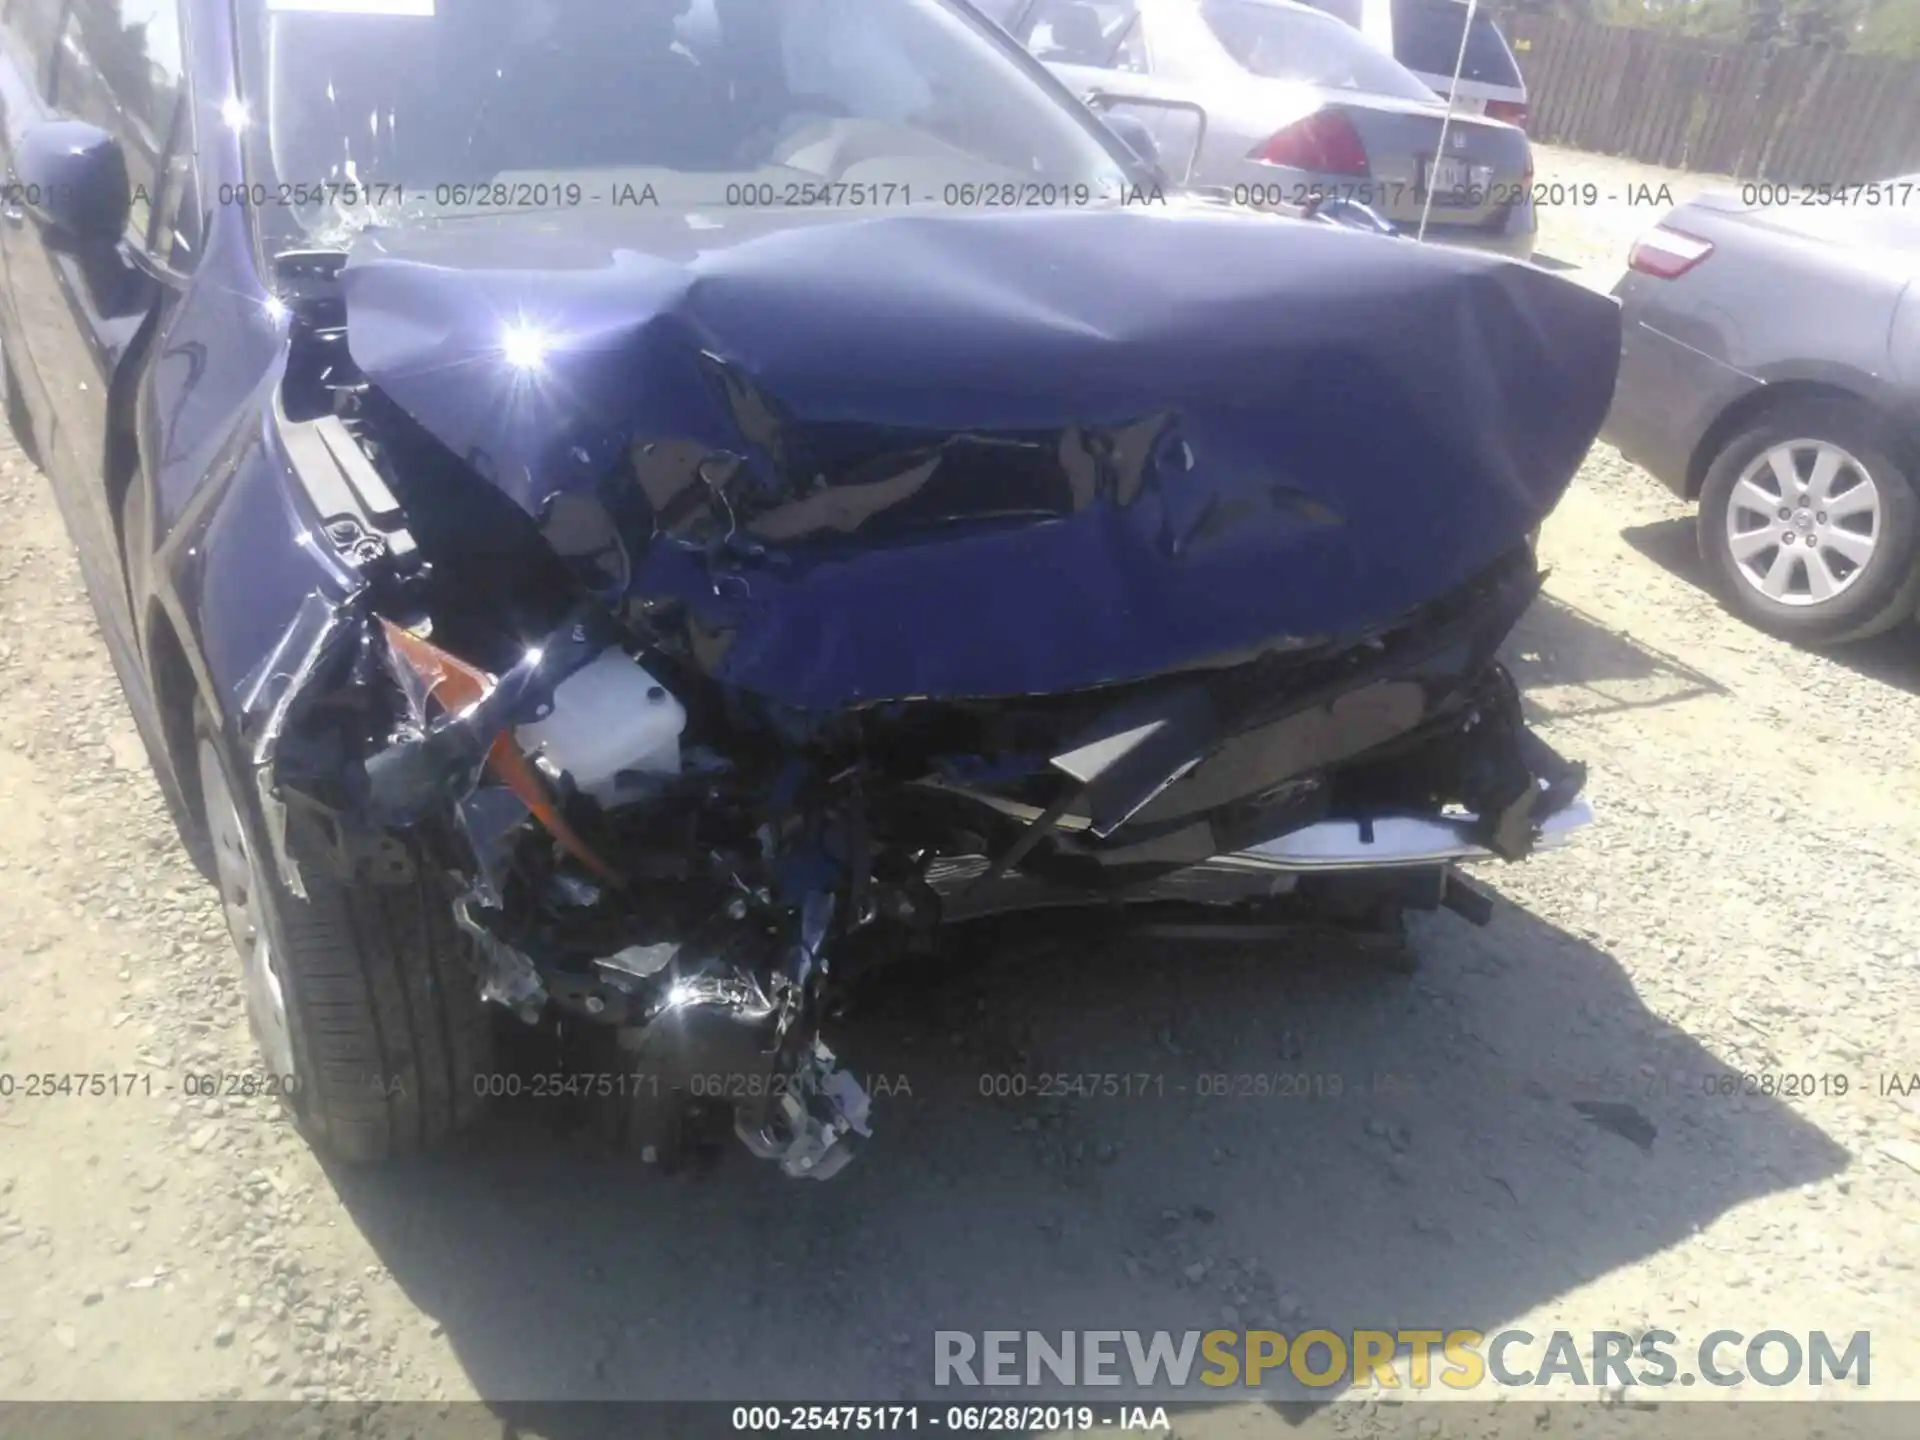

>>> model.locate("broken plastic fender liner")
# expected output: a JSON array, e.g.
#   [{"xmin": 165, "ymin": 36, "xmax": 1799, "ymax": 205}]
[
  {"xmin": 377, "ymin": 620, "xmax": 621, "ymax": 882},
  {"xmin": 236, "ymin": 590, "xmax": 372, "ymax": 898}
]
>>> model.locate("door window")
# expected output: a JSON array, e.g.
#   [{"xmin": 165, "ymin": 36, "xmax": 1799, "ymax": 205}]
[
  {"xmin": 1388, "ymin": 0, "xmax": 1522, "ymax": 87},
  {"xmin": 1012, "ymin": 0, "xmax": 1148, "ymax": 74},
  {"xmin": 50, "ymin": 0, "xmax": 187, "ymax": 245}
]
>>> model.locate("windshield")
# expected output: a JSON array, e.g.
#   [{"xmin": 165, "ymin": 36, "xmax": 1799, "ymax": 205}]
[
  {"xmin": 236, "ymin": 0, "xmax": 1137, "ymax": 248},
  {"xmin": 1199, "ymin": 0, "xmax": 1438, "ymax": 101}
]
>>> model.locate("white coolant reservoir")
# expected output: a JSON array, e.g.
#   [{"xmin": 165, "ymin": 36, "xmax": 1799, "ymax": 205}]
[{"xmin": 514, "ymin": 651, "xmax": 686, "ymax": 804}]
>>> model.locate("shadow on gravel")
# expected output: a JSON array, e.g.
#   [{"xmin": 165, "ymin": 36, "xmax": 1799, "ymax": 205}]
[
  {"xmin": 1503, "ymin": 592, "xmax": 1724, "ymax": 717},
  {"xmin": 1622, "ymin": 518, "xmax": 1920, "ymax": 693},
  {"xmin": 328, "ymin": 891, "xmax": 1848, "ymax": 1414}
]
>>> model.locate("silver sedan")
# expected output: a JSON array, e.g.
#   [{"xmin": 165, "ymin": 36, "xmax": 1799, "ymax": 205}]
[
  {"xmin": 1002, "ymin": 0, "xmax": 1537, "ymax": 259},
  {"xmin": 1603, "ymin": 184, "xmax": 1920, "ymax": 645}
]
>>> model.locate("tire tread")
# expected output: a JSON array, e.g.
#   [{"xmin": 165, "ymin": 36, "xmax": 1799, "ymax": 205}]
[{"xmin": 195, "ymin": 704, "xmax": 491, "ymax": 1163}]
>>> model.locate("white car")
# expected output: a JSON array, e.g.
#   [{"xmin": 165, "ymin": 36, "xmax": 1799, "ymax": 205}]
[{"xmin": 1298, "ymin": 0, "xmax": 1530, "ymax": 127}]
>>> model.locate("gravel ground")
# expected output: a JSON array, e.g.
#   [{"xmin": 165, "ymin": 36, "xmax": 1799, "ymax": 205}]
[
  {"xmin": 2, "ymin": 152, "xmax": 1919, "ymax": 1433},
  {"xmin": 1529, "ymin": 143, "xmax": 1723, "ymax": 289}
]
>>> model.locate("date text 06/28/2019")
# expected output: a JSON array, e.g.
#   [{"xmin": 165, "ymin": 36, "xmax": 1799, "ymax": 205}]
[{"xmin": 729, "ymin": 1406, "xmax": 1172, "ymax": 1432}]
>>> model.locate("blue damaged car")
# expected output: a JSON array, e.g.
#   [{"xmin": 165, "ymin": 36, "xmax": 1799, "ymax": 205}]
[{"xmin": 0, "ymin": 0, "xmax": 1614, "ymax": 1178}]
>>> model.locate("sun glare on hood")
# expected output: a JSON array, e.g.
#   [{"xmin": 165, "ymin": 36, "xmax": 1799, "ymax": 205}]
[{"xmin": 499, "ymin": 322, "xmax": 554, "ymax": 372}]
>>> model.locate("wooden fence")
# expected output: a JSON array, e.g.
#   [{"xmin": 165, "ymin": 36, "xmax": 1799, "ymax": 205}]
[{"xmin": 1491, "ymin": 13, "xmax": 1920, "ymax": 183}]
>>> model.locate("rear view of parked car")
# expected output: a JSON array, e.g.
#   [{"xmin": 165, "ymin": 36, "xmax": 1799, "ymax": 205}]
[
  {"xmin": 1298, "ymin": 0, "xmax": 1529, "ymax": 128},
  {"xmin": 1008, "ymin": 0, "xmax": 1536, "ymax": 259},
  {"xmin": 1604, "ymin": 186, "xmax": 1920, "ymax": 645}
]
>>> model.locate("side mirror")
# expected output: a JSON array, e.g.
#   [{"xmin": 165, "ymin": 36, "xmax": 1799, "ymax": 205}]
[
  {"xmin": 12, "ymin": 120, "xmax": 130, "ymax": 247},
  {"xmin": 1084, "ymin": 93, "xmax": 1207, "ymax": 186}
]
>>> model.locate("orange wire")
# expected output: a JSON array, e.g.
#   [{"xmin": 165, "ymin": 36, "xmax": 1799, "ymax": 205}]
[{"xmin": 381, "ymin": 621, "xmax": 622, "ymax": 885}]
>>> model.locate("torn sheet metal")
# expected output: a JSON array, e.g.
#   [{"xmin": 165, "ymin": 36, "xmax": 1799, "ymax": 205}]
[
  {"xmin": 454, "ymin": 785, "xmax": 535, "ymax": 909},
  {"xmin": 338, "ymin": 204, "xmax": 1622, "ymax": 711},
  {"xmin": 734, "ymin": 1036, "xmax": 872, "ymax": 1181},
  {"xmin": 214, "ymin": 188, "xmax": 1619, "ymax": 1191},
  {"xmin": 453, "ymin": 889, "xmax": 546, "ymax": 1016},
  {"xmin": 233, "ymin": 588, "xmax": 374, "ymax": 898},
  {"xmin": 364, "ymin": 606, "xmax": 612, "ymax": 825},
  {"xmin": 614, "ymin": 925, "xmax": 872, "ymax": 1181},
  {"xmin": 234, "ymin": 581, "xmax": 625, "ymax": 898}
]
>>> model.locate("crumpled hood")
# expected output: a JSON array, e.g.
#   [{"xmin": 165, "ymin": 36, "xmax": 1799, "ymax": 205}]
[{"xmin": 341, "ymin": 204, "xmax": 1620, "ymax": 710}]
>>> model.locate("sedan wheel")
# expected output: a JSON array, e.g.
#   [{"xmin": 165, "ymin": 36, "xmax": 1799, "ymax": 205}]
[
  {"xmin": 1722, "ymin": 440, "xmax": 1880, "ymax": 606},
  {"xmin": 191, "ymin": 701, "xmax": 494, "ymax": 1161},
  {"xmin": 1698, "ymin": 398, "xmax": 1920, "ymax": 645},
  {"xmin": 200, "ymin": 734, "xmax": 299, "ymax": 1086}
]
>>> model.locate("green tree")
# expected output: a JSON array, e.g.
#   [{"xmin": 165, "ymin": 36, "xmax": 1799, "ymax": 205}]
[
  {"xmin": 1781, "ymin": 0, "xmax": 1858, "ymax": 44},
  {"xmin": 1597, "ymin": 0, "xmax": 1904, "ymax": 44},
  {"xmin": 1856, "ymin": 0, "xmax": 1920, "ymax": 56}
]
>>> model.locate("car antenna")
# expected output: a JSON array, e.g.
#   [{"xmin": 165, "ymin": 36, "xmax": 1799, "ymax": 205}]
[{"xmin": 1416, "ymin": 0, "xmax": 1477, "ymax": 245}]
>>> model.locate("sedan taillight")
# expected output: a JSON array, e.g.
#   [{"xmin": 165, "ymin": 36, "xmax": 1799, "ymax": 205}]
[
  {"xmin": 1251, "ymin": 111, "xmax": 1369, "ymax": 176},
  {"xmin": 1485, "ymin": 99, "xmax": 1529, "ymax": 130},
  {"xmin": 1627, "ymin": 225, "xmax": 1714, "ymax": 279}
]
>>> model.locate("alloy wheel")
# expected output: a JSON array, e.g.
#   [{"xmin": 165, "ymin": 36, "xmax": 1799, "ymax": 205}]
[
  {"xmin": 1722, "ymin": 439, "xmax": 1882, "ymax": 607},
  {"xmin": 198, "ymin": 736, "xmax": 298, "ymax": 1085}
]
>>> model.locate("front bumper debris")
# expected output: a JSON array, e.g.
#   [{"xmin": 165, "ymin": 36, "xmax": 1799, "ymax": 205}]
[
  {"xmin": 1229, "ymin": 793, "xmax": 1593, "ymax": 871},
  {"xmin": 240, "ymin": 532, "xmax": 1593, "ymax": 1185},
  {"xmin": 226, "ymin": 207, "xmax": 1616, "ymax": 1183}
]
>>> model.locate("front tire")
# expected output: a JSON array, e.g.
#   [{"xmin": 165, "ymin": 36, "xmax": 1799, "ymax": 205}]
[
  {"xmin": 193, "ymin": 701, "xmax": 493, "ymax": 1161},
  {"xmin": 1697, "ymin": 398, "xmax": 1920, "ymax": 645}
]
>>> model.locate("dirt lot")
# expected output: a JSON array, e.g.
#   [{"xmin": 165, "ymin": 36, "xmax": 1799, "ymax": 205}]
[
  {"xmin": 3, "ymin": 149, "xmax": 1919, "ymax": 1432},
  {"xmin": 1528, "ymin": 144, "xmax": 1724, "ymax": 288}
]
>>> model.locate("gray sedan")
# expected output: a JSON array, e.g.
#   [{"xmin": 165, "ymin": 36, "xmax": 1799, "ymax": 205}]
[
  {"xmin": 1002, "ymin": 0, "xmax": 1536, "ymax": 259},
  {"xmin": 1604, "ymin": 185, "xmax": 1920, "ymax": 645}
]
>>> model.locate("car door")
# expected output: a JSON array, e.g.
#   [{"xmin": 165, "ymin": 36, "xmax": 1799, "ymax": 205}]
[
  {"xmin": 2, "ymin": 0, "xmax": 180, "ymax": 639},
  {"xmin": 0, "ymin": 0, "xmax": 66, "ymax": 408},
  {"xmin": 11, "ymin": 0, "xmax": 197, "ymax": 735}
]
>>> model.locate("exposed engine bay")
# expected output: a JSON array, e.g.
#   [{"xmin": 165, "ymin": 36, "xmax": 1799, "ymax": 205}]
[{"xmin": 239, "ymin": 210, "xmax": 1617, "ymax": 1180}]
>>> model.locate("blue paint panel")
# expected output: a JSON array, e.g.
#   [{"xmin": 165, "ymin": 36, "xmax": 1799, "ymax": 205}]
[{"xmin": 342, "ymin": 204, "xmax": 1620, "ymax": 710}]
